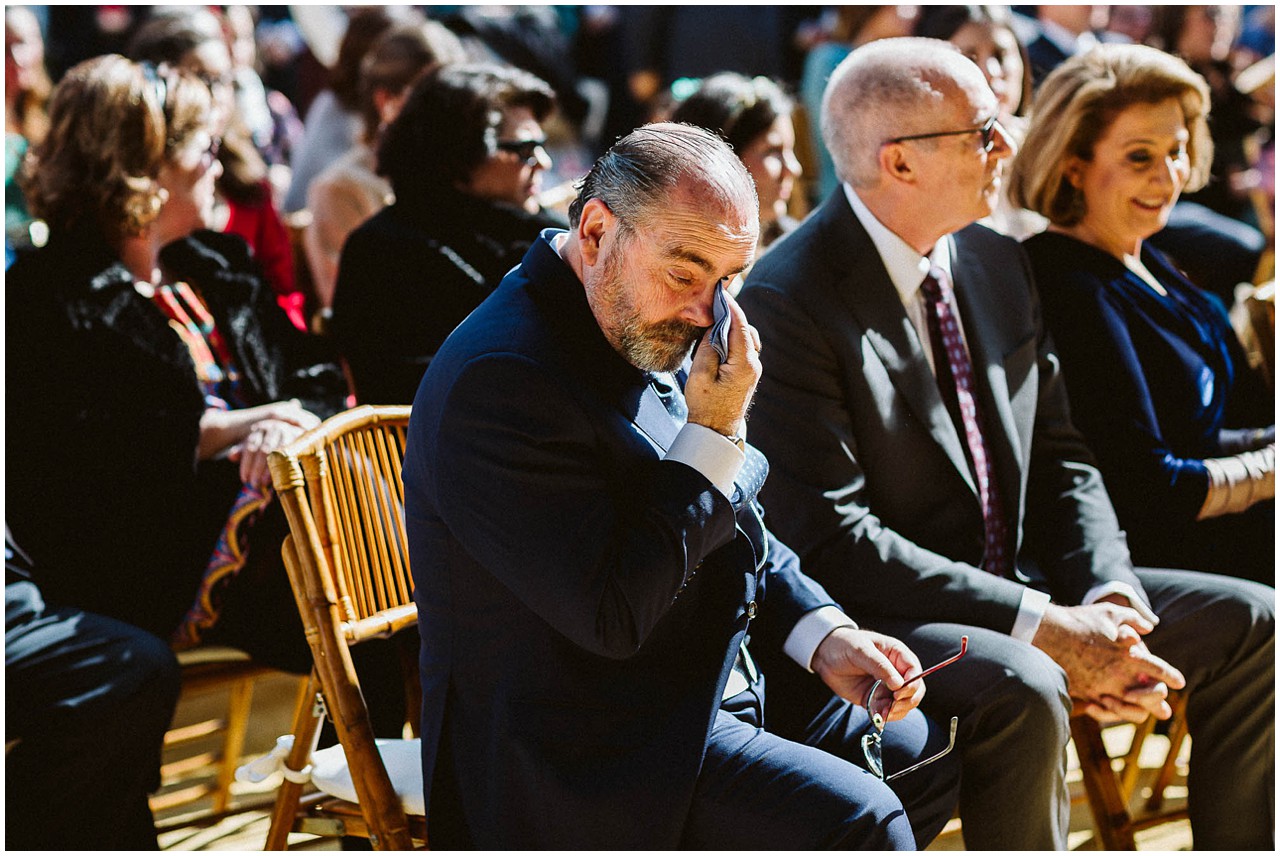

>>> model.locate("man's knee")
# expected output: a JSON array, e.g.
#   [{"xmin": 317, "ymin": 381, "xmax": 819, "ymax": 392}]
[
  {"xmin": 1148, "ymin": 570, "xmax": 1276, "ymax": 669},
  {"xmin": 125, "ymin": 626, "xmax": 183, "ymax": 718},
  {"xmin": 1220, "ymin": 578, "xmax": 1275, "ymax": 652},
  {"xmin": 90, "ymin": 613, "xmax": 183, "ymax": 719},
  {"xmin": 1228, "ymin": 578, "xmax": 1275, "ymax": 631},
  {"xmin": 988, "ymin": 645, "xmax": 1072, "ymax": 749},
  {"xmin": 829, "ymin": 799, "xmax": 916, "ymax": 850},
  {"xmin": 694, "ymin": 712, "xmax": 922, "ymax": 850}
]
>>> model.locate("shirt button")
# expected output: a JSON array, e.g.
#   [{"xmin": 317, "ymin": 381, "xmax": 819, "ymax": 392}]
[{"xmin": 747, "ymin": 601, "xmax": 757, "ymax": 619}]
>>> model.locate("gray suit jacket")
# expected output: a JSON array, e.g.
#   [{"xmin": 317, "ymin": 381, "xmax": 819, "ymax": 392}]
[{"xmin": 739, "ymin": 190, "xmax": 1143, "ymax": 632}]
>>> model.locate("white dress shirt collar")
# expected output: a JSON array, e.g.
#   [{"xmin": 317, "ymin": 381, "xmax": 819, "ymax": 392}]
[
  {"xmin": 550, "ymin": 229, "xmax": 570, "ymax": 259},
  {"xmin": 842, "ymin": 183, "xmax": 954, "ymax": 300}
]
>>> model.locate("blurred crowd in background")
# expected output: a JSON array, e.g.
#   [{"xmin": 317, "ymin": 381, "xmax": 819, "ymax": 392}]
[
  {"xmin": 7, "ymin": 5, "xmax": 1275, "ymax": 268},
  {"xmin": 4, "ymin": 6, "xmax": 1275, "ymax": 849}
]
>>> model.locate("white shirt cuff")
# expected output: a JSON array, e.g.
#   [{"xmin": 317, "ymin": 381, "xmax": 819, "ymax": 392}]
[
  {"xmin": 665, "ymin": 422, "xmax": 744, "ymax": 498},
  {"xmin": 1083, "ymin": 582, "xmax": 1158, "ymax": 624},
  {"xmin": 783, "ymin": 606, "xmax": 858, "ymax": 672},
  {"xmin": 1010, "ymin": 588, "xmax": 1053, "ymax": 642}
]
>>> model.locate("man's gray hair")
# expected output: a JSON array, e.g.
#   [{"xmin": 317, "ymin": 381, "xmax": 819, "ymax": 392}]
[
  {"xmin": 821, "ymin": 38, "xmax": 981, "ymax": 189},
  {"xmin": 569, "ymin": 122, "xmax": 757, "ymax": 233}
]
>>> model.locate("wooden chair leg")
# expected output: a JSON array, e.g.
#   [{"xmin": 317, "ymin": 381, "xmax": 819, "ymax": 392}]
[
  {"xmin": 397, "ymin": 638, "xmax": 422, "ymax": 740},
  {"xmin": 1118, "ymin": 713, "xmax": 1158, "ymax": 803},
  {"xmin": 265, "ymin": 672, "xmax": 324, "ymax": 851},
  {"xmin": 1147, "ymin": 695, "xmax": 1190, "ymax": 812},
  {"xmin": 1071, "ymin": 715, "xmax": 1138, "ymax": 850},
  {"xmin": 211, "ymin": 676, "xmax": 257, "ymax": 814}
]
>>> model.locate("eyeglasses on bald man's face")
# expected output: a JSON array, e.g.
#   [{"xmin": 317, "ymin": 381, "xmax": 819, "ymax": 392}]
[{"xmin": 885, "ymin": 116, "xmax": 1001, "ymax": 154}]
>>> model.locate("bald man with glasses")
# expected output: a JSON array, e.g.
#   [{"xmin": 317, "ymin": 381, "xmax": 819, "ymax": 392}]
[{"xmin": 741, "ymin": 38, "xmax": 1274, "ymax": 850}]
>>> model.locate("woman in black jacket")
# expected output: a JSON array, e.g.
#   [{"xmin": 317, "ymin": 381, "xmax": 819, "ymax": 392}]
[
  {"xmin": 331, "ymin": 63, "xmax": 564, "ymax": 404},
  {"xmin": 7, "ymin": 55, "xmax": 347, "ymax": 668}
]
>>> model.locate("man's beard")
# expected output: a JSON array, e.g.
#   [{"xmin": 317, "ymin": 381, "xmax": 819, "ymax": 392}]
[{"xmin": 594, "ymin": 248, "xmax": 702, "ymax": 373}]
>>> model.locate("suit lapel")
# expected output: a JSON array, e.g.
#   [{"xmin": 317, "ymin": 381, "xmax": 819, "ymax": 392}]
[
  {"xmin": 819, "ymin": 196, "xmax": 977, "ymax": 497},
  {"xmin": 949, "ymin": 229, "xmax": 1024, "ymax": 506},
  {"xmin": 524, "ymin": 234, "xmax": 684, "ymax": 456}
]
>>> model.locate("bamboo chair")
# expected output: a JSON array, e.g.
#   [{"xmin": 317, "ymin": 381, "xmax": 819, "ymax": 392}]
[
  {"xmin": 150, "ymin": 648, "xmax": 279, "ymax": 820},
  {"xmin": 1243, "ymin": 281, "xmax": 1275, "ymax": 387},
  {"xmin": 1070, "ymin": 692, "xmax": 1190, "ymax": 850},
  {"xmin": 256, "ymin": 405, "xmax": 425, "ymax": 849}
]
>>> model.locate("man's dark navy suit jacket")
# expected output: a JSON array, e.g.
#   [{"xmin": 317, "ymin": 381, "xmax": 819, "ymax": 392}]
[{"xmin": 403, "ymin": 230, "xmax": 837, "ymax": 848}]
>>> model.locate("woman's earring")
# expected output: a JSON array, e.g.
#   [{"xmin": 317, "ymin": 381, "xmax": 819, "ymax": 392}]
[{"xmin": 1068, "ymin": 185, "xmax": 1086, "ymax": 221}]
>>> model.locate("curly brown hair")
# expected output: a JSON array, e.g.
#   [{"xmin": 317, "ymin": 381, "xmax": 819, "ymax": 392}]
[{"xmin": 21, "ymin": 54, "xmax": 211, "ymax": 245}]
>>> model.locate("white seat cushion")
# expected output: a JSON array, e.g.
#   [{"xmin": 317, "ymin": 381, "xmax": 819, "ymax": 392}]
[{"xmin": 309, "ymin": 737, "xmax": 425, "ymax": 816}]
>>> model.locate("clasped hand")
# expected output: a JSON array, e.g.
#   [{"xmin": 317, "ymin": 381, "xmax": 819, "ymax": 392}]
[
  {"xmin": 1034, "ymin": 599, "xmax": 1186, "ymax": 725},
  {"xmin": 201, "ymin": 400, "xmax": 321, "ymax": 489},
  {"xmin": 811, "ymin": 627, "xmax": 927, "ymax": 724}
]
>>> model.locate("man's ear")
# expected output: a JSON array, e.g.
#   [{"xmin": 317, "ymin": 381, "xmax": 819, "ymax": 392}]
[
  {"xmin": 576, "ymin": 198, "xmax": 615, "ymax": 268},
  {"xmin": 879, "ymin": 142, "xmax": 916, "ymax": 184}
]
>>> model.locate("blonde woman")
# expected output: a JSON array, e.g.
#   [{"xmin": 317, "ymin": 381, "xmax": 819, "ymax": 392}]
[{"xmin": 1010, "ymin": 44, "xmax": 1274, "ymax": 584}]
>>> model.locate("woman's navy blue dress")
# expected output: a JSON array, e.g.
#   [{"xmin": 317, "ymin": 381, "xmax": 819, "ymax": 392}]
[{"xmin": 1024, "ymin": 231, "xmax": 1273, "ymax": 584}]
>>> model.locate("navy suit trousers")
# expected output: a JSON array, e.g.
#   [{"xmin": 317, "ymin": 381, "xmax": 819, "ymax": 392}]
[
  {"xmin": 6, "ymin": 579, "xmax": 181, "ymax": 849},
  {"xmin": 682, "ymin": 672, "xmax": 960, "ymax": 849}
]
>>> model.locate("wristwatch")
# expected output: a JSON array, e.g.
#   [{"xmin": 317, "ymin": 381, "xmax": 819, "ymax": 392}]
[{"xmin": 723, "ymin": 431, "xmax": 746, "ymax": 452}]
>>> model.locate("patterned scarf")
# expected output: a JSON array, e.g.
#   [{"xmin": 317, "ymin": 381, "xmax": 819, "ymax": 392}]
[{"xmin": 150, "ymin": 281, "xmax": 273, "ymax": 650}]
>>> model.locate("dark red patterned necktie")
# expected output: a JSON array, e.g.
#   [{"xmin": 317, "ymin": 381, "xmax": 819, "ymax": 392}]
[{"xmin": 920, "ymin": 268, "xmax": 1010, "ymax": 576}]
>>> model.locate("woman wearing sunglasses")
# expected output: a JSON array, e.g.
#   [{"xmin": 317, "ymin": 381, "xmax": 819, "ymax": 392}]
[
  {"xmin": 7, "ymin": 55, "xmax": 347, "ymax": 666},
  {"xmin": 331, "ymin": 62, "xmax": 564, "ymax": 405},
  {"xmin": 129, "ymin": 8, "xmax": 306, "ymax": 330}
]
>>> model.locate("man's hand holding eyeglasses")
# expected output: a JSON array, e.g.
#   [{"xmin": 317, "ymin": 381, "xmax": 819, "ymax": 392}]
[{"xmin": 810, "ymin": 627, "xmax": 926, "ymax": 724}]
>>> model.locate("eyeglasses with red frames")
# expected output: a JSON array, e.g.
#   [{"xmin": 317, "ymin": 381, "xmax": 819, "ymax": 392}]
[{"xmin": 861, "ymin": 635, "xmax": 968, "ymax": 782}]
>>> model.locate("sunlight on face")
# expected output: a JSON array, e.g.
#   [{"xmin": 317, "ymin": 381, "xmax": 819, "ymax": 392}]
[
  {"xmin": 739, "ymin": 115, "xmax": 802, "ymax": 229},
  {"xmin": 463, "ymin": 106, "xmax": 551, "ymax": 207},
  {"xmin": 1069, "ymin": 98, "xmax": 1191, "ymax": 258},
  {"xmin": 588, "ymin": 187, "xmax": 757, "ymax": 372}
]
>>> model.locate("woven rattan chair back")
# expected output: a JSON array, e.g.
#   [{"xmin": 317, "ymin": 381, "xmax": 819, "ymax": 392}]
[{"xmin": 264, "ymin": 405, "xmax": 423, "ymax": 850}]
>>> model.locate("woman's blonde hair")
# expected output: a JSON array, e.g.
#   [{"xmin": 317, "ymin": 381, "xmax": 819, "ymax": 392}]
[
  {"xmin": 1008, "ymin": 43, "xmax": 1212, "ymax": 227},
  {"xmin": 20, "ymin": 54, "xmax": 211, "ymax": 244}
]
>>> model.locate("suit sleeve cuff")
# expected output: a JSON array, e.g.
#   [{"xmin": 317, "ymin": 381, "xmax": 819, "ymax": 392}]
[
  {"xmin": 665, "ymin": 422, "xmax": 744, "ymax": 498},
  {"xmin": 784, "ymin": 606, "xmax": 858, "ymax": 672},
  {"xmin": 1083, "ymin": 582, "xmax": 1158, "ymax": 624},
  {"xmin": 1010, "ymin": 588, "xmax": 1053, "ymax": 642}
]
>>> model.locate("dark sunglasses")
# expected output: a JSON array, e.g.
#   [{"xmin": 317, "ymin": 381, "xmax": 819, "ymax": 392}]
[{"xmin": 495, "ymin": 137, "xmax": 547, "ymax": 165}]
